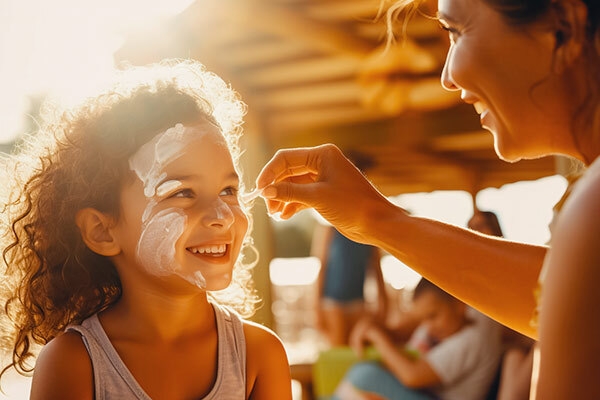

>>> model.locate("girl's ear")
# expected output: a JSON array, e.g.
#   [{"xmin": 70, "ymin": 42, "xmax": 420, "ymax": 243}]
[
  {"xmin": 75, "ymin": 208, "xmax": 121, "ymax": 256},
  {"xmin": 552, "ymin": 0, "xmax": 589, "ymax": 73}
]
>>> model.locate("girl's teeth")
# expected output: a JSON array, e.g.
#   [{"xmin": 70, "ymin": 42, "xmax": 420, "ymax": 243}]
[{"xmin": 192, "ymin": 245, "xmax": 226, "ymax": 254}]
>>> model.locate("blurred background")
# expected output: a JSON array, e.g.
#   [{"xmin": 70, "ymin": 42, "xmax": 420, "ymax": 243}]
[{"xmin": 0, "ymin": 0, "xmax": 575, "ymax": 398}]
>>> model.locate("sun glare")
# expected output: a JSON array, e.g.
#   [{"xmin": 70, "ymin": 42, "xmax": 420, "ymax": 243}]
[{"xmin": 0, "ymin": 0, "xmax": 196, "ymax": 144}]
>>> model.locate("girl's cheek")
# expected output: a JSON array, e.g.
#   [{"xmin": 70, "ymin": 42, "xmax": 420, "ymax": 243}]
[{"xmin": 136, "ymin": 208, "xmax": 187, "ymax": 277}]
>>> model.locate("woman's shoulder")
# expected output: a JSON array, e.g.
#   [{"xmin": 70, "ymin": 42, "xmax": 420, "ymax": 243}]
[
  {"xmin": 561, "ymin": 160, "xmax": 600, "ymax": 221},
  {"xmin": 547, "ymin": 159, "xmax": 600, "ymax": 272},
  {"xmin": 30, "ymin": 331, "xmax": 93, "ymax": 399}
]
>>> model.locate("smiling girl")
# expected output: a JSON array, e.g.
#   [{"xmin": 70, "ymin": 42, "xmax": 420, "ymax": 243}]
[{"xmin": 0, "ymin": 59, "xmax": 291, "ymax": 399}]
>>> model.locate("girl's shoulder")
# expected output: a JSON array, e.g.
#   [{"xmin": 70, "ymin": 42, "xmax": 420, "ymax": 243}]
[
  {"xmin": 242, "ymin": 320, "xmax": 292, "ymax": 399},
  {"xmin": 241, "ymin": 318, "xmax": 284, "ymax": 347},
  {"xmin": 30, "ymin": 331, "xmax": 93, "ymax": 399}
]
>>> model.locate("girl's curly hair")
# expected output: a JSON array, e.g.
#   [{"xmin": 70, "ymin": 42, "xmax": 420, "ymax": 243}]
[{"xmin": 0, "ymin": 59, "xmax": 257, "ymax": 379}]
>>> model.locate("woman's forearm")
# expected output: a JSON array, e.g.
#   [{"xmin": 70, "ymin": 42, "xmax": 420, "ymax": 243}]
[{"xmin": 364, "ymin": 199, "xmax": 546, "ymax": 338}]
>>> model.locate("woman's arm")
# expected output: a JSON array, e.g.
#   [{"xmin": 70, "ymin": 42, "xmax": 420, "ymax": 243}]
[
  {"xmin": 244, "ymin": 322, "xmax": 292, "ymax": 400},
  {"xmin": 30, "ymin": 332, "xmax": 94, "ymax": 400},
  {"xmin": 256, "ymin": 144, "xmax": 546, "ymax": 338}
]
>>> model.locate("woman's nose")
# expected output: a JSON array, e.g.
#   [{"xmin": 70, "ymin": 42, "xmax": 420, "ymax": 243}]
[
  {"xmin": 202, "ymin": 199, "xmax": 234, "ymax": 230},
  {"xmin": 441, "ymin": 51, "xmax": 459, "ymax": 91}
]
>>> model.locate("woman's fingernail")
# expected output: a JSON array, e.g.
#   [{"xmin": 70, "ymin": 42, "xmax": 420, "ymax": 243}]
[{"xmin": 262, "ymin": 186, "xmax": 277, "ymax": 199}]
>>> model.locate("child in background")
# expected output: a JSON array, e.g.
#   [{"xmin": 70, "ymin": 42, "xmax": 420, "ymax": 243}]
[
  {"xmin": 467, "ymin": 210, "xmax": 536, "ymax": 400},
  {"xmin": 334, "ymin": 278, "xmax": 503, "ymax": 400},
  {"xmin": 0, "ymin": 59, "xmax": 291, "ymax": 399}
]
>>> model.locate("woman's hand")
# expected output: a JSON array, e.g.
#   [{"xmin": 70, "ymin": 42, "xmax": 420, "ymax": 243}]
[{"xmin": 255, "ymin": 144, "xmax": 392, "ymax": 243}]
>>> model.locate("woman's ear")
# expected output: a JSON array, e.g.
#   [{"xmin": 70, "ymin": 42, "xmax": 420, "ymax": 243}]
[
  {"xmin": 75, "ymin": 208, "xmax": 121, "ymax": 257},
  {"xmin": 552, "ymin": 0, "xmax": 589, "ymax": 73}
]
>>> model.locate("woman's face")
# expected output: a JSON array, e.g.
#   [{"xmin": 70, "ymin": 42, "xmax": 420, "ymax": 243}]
[{"xmin": 438, "ymin": 0, "xmax": 578, "ymax": 162}]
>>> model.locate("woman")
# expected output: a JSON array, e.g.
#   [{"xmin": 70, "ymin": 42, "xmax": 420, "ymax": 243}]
[{"xmin": 255, "ymin": 0, "xmax": 599, "ymax": 397}]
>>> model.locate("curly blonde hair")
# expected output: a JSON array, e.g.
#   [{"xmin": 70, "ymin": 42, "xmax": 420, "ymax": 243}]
[{"xmin": 0, "ymin": 59, "xmax": 258, "ymax": 379}]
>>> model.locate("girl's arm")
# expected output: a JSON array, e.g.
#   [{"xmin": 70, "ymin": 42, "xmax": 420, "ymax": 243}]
[
  {"xmin": 349, "ymin": 318, "xmax": 441, "ymax": 388},
  {"xmin": 30, "ymin": 332, "xmax": 94, "ymax": 400},
  {"xmin": 257, "ymin": 144, "xmax": 546, "ymax": 338},
  {"xmin": 244, "ymin": 322, "xmax": 292, "ymax": 400},
  {"xmin": 370, "ymin": 248, "xmax": 389, "ymax": 322}
]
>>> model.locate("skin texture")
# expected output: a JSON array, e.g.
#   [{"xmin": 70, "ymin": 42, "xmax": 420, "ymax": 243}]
[
  {"xmin": 30, "ymin": 123, "xmax": 292, "ymax": 399},
  {"xmin": 254, "ymin": 0, "xmax": 599, "ymax": 397}
]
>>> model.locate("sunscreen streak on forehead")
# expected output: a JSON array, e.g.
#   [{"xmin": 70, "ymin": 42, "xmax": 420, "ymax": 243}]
[{"xmin": 129, "ymin": 123, "xmax": 189, "ymax": 199}]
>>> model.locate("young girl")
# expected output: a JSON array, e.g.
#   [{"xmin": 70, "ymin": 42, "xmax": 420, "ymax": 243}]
[{"xmin": 0, "ymin": 59, "xmax": 291, "ymax": 399}]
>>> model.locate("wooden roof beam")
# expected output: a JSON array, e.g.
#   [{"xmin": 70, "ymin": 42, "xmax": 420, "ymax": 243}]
[{"xmin": 221, "ymin": 0, "xmax": 375, "ymax": 59}]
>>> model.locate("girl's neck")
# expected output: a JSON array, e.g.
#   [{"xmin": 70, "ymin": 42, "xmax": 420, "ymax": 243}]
[{"xmin": 100, "ymin": 284, "xmax": 214, "ymax": 343}]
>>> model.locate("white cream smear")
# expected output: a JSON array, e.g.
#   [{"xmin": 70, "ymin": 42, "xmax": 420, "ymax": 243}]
[{"xmin": 128, "ymin": 123, "xmax": 209, "ymax": 289}]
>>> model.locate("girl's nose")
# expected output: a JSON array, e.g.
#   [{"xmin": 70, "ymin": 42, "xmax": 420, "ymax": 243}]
[{"xmin": 202, "ymin": 199, "xmax": 234, "ymax": 230}]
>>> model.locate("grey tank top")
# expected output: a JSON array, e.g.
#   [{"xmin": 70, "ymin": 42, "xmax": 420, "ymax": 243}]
[{"xmin": 67, "ymin": 303, "xmax": 247, "ymax": 399}]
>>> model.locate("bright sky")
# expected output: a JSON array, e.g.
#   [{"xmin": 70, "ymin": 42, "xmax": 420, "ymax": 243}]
[{"xmin": 0, "ymin": 0, "xmax": 195, "ymax": 144}]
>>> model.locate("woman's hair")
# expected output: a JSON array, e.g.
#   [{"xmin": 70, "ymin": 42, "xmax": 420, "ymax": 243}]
[
  {"xmin": 386, "ymin": 0, "xmax": 600, "ymax": 161},
  {"xmin": 0, "ymin": 59, "xmax": 257, "ymax": 378}
]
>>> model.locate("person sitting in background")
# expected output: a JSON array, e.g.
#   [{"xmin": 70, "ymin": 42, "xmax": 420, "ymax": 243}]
[
  {"xmin": 312, "ymin": 223, "xmax": 388, "ymax": 346},
  {"xmin": 467, "ymin": 210, "xmax": 536, "ymax": 400},
  {"xmin": 333, "ymin": 278, "xmax": 503, "ymax": 400}
]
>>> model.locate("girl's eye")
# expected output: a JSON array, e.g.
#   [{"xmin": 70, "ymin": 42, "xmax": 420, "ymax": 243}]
[
  {"xmin": 170, "ymin": 188, "xmax": 195, "ymax": 199},
  {"xmin": 220, "ymin": 186, "xmax": 238, "ymax": 197}
]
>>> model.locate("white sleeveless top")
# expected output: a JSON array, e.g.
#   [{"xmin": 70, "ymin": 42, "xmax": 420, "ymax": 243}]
[{"xmin": 67, "ymin": 303, "xmax": 247, "ymax": 399}]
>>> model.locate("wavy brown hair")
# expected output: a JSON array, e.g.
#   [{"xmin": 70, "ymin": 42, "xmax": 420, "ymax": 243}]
[{"xmin": 0, "ymin": 59, "xmax": 257, "ymax": 379}]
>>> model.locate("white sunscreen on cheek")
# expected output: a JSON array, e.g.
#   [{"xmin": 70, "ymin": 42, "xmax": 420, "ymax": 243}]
[{"xmin": 136, "ymin": 208, "xmax": 187, "ymax": 277}]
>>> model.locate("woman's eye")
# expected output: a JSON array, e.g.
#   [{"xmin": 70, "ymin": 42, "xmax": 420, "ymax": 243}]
[
  {"xmin": 220, "ymin": 186, "xmax": 238, "ymax": 197},
  {"xmin": 439, "ymin": 23, "xmax": 460, "ymax": 44}
]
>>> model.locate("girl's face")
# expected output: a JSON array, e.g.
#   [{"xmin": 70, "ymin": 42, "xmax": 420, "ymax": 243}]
[
  {"xmin": 113, "ymin": 121, "xmax": 248, "ymax": 292},
  {"xmin": 412, "ymin": 292, "xmax": 466, "ymax": 341},
  {"xmin": 438, "ymin": 0, "xmax": 578, "ymax": 162}
]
